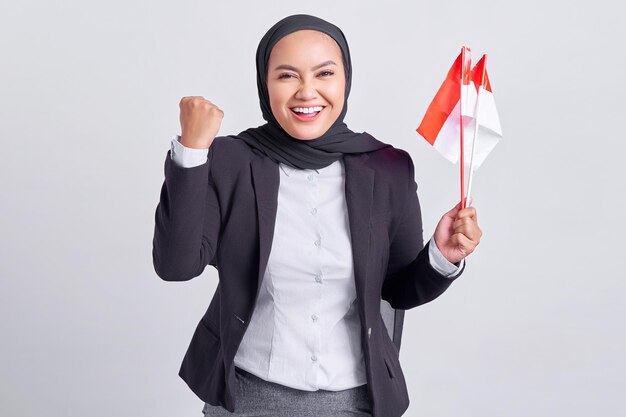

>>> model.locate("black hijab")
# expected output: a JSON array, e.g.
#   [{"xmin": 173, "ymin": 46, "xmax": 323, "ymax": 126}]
[{"xmin": 232, "ymin": 14, "xmax": 392, "ymax": 170}]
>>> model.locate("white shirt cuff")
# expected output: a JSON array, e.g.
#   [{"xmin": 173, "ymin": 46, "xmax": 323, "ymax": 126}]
[
  {"xmin": 170, "ymin": 135, "xmax": 209, "ymax": 168},
  {"xmin": 428, "ymin": 236, "xmax": 464, "ymax": 278}
]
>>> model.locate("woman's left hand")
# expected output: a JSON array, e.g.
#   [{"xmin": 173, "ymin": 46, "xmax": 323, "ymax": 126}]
[{"xmin": 433, "ymin": 200, "xmax": 483, "ymax": 264}]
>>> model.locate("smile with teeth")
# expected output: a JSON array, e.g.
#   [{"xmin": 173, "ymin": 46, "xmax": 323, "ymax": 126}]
[{"xmin": 290, "ymin": 106, "xmax": 324, "ymax": 118}]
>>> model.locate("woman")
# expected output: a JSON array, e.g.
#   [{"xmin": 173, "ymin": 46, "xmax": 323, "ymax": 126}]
[{"xmin": 152, "ymin": 14, "xmax": 482, "ymax": 417}]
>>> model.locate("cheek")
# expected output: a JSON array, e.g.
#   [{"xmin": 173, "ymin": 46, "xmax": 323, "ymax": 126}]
[
  {"xmin": 327, "ymin": 77, "xmax": 346, "ymax": 107},
  {"xmin": 267, "ymin": 83, "xmax": 290, "ymax": 114},
  {"xmin": 329, "ymin": 85, "xmax": 345, "ymax": 112}
]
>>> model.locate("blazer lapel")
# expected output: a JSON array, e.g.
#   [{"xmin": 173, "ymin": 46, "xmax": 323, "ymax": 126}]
[
  {"xmin": 250, "ymin": 153, "xmax": 375, "ymax": 300},
  {"xmin": 343, "ymin": 153, "xmax": 375, "ymax": 298},
  {"xmin": 250, "ymin": 156, "xmax": 280, "ymax": 297}
]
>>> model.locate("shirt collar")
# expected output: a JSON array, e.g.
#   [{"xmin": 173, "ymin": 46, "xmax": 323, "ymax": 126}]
[{"xmin": 279, "ymin": 159, "xmax": 343, "ymax": 178}]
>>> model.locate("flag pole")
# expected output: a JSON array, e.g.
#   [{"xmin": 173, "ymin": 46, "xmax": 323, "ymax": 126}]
[
  {"xmin": 466, "ymin": 54, "xmax": 487, "ymax": 207},
  {"xmin": 459, "ymin": 46, "xmax": 467, "ymax": 209}
]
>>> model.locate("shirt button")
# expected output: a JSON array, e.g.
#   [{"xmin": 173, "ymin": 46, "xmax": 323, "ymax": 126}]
[
  {"xmin": 314, "ymin": 239, "xmax": 321, "ymax": 247},
  {"xmin": 307, "ymin": 174, "xmax": 315, "ymax": 181},
  {"xmin": 311, "ymin": 314, "xmax": 318, "ymax": 322},
  {"xmin": 311, "ymin": 354, "xmax": 318, "ymax": 362},
  {"xmin": 314, "ymin": 274, "xmax": 322, "ymax": 283},
  {"xmin": 310, "ymin": 207, "xmax": 317, "ymax": 215}
]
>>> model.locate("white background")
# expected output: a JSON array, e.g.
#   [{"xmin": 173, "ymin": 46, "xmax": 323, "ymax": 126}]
[{"xmin": 1, "ymin": 0, "xmax": 624, "ymax": 416}]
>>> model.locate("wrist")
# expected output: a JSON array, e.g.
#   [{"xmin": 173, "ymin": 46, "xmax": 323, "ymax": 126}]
[{"xmin": 180, "ymin": 135, "xmax": 212, "ymax": 149}]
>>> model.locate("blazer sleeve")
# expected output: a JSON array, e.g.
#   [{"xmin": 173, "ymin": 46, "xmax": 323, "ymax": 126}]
[
  {"xmin": 152, "ymin": 144, "xmax": 221, "ymax": 281},
  {"xmin": 381, "ymin": 150, "xmax": 464, "ymax": 310}
]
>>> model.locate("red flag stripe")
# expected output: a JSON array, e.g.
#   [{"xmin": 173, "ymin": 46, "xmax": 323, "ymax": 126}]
[
  {"xmin": 416, "ymin": 52, "xmax": 464, "ymax": 145},
  {"xmin": 471, "ymin": 55, "xmax": 492, "ymax": 92}
]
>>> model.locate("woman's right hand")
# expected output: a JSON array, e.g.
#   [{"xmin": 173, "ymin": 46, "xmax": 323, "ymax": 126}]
[{"xmin": 179, "ymin": 96, "xmax": 224, "ymax": 149}]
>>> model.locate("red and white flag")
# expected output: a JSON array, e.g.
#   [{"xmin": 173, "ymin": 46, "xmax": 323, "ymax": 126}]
[
  {"xmin": 416, "ymin": 47, "xmax": 477, "ymax": 165},
  {"xmin": 465, "ymin": 54, "xmax": 502, "ymax": 170}
]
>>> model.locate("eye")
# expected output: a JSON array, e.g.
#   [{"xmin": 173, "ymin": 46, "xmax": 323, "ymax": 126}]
[
  {"xmin": 318, "ymin": 70, "xmax": 334, "ymax": 77},
  {"xmin": 278, "ymin": 73, "xmax": 296, "ymax": 79}
]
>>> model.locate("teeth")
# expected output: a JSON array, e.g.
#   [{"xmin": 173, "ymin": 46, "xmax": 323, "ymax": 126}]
[{"xmin": 292, "ymin": 106, "xmax": 323, "ymax": 114}]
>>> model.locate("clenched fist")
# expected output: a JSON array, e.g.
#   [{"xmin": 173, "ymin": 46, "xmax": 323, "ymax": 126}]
[{"xmin": 179, "ymin": 96, "xmax": 224, "ymax": 149}]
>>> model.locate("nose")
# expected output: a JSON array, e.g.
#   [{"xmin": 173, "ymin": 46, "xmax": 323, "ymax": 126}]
[{"xmin": 294, "ymin": 77, "xmax": 318, "ymax": 101}]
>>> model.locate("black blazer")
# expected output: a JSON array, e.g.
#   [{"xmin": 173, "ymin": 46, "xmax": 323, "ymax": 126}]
[{"xmin": 152, "ymin": 136, "xmax": 463, "ymax": 417}]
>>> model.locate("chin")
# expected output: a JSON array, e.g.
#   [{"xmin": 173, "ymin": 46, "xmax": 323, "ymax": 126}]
[{"xmin": 285, "ymin": 128, "xmax": 325, "ymax": 141}]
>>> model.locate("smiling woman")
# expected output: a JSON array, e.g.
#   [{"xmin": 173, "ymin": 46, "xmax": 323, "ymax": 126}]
[
  {"xmin": 267, "ymin": 30, "xmax": 346, "ymax": 140},
  {"xmin": 153, "ymin": 12, "xmax": 481, "ymax": 417}
]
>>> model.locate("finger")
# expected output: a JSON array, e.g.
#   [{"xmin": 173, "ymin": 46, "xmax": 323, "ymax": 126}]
[
  {"xmin": 453, "ymin": 216, "xmax": 478, "ymax": 233},
  {"xmin": 454, "ymin": 219, "xmax": 482, "ymax": 239},
  {"xmin": 456, "ymin": 206, "xmax": 477, "ymax": 221},
  {"xmin": 453, "ymin": 219, "xmax": 482, "ymax": 240},
  {"xmin": 451, "ymin": 232, "xmax": 476, "ymax": 256},
  {"xmin": 453, "ymin": 216, "xmax": 472, "ymax": 229},
  {"xmin": 454, "ymin": 225, "xmax": 482, "ymax": 243}
]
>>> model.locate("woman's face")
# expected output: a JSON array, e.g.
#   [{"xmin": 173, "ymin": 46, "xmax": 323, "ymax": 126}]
[{"xmin": 267, "ymin": 30, "xmax": 346, "ymax": 140}]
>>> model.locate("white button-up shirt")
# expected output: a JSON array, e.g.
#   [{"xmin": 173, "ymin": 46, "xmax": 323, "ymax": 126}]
[{"xmin": 169, "ymin": 136, "xmax": 462, "ymax": 391}]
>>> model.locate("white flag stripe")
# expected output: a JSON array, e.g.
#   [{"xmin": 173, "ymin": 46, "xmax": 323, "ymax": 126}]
[
  {"xmin": 462, "ymin": 120, "xmax": 500, "ymax": 169},
  {"xmin": 431, "ymin": 82, "xmax": 477, "ymax": 164},
  {"xmin": 475, "ymin": 86, "xmax": 502, "ymax": 135},
  {"xmin": 464, "ymin": 84, "xmax": 502, "ymax": 170}
]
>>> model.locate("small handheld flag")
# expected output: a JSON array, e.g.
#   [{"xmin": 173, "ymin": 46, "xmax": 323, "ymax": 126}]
[
  {"xmin": 416, "ymin": 47, "xmax": 502, "ymax": 208},
  {"xmin": 416, "ymin": 46, "xmax": 476, "ymax": 166},
  {"xmin": 466, "ymin": 54, "xmax": 503, "ymax": 203}
]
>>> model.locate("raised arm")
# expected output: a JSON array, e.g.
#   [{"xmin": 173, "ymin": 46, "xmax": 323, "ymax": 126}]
[{"xmin": 152, "ymin": 97, "xmax": 224, "ymax": 281}]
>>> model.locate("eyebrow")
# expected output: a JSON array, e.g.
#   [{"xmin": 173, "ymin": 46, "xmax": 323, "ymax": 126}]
[{"xmin": 273, "ymin": 60, "xmax": 337, "ymax": 72}]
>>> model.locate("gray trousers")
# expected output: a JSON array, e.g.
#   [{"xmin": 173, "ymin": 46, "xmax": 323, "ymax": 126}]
[{"xmin": 202, "ymin": 367, "xmax": 373, "ymax": 417}]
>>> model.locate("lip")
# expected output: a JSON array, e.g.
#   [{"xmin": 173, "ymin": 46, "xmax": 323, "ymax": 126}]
[{"xmin": 290, "ymin": 106, "xmax": 325, "ymax": 122}]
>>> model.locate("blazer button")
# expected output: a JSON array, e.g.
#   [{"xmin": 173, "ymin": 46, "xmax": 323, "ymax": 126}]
[{"xmin": 368, "ymin": 327, "xmax": 371, "ymax": 338}]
